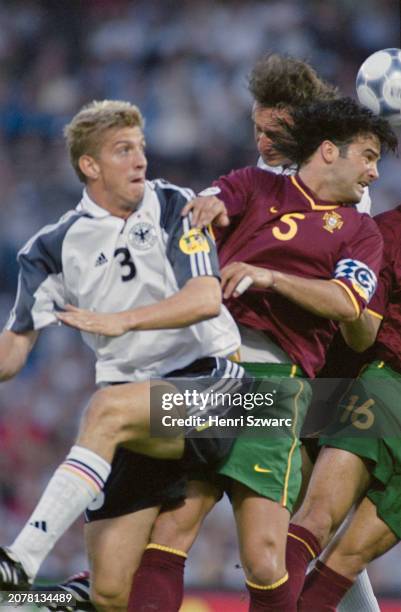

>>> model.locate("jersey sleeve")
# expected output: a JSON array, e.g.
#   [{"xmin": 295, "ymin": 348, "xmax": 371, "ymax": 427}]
[
  {"xmin": 5, "ymin": 213, "xmax": 80, "ymax": 333},
  {"xmin": 155, "ymin": 180, "xmax": 220, "ymax": 288},
  {"xmin": 331, "ymin": 217, "xmax": 383, "ymax": 318},
  {"xmin": 166, "ymin": 215, "xmax": 220, "ymax": 287}
]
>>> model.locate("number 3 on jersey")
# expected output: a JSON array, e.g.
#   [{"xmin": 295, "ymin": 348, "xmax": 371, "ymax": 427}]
[
  {"xmin": 114, "ymin": 247, "xmax": 136, "ymax": 281},
  {"xmin": 272, "ymin": 213, "xmax": 305, "ymax": 241}
]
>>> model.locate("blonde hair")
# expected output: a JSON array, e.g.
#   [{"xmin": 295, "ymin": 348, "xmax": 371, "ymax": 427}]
[{"xmin": 64, "ymin": 100, "xmax": 144, "ymax": 182}]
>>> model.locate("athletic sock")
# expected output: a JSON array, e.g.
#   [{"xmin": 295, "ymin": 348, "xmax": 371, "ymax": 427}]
[
  {"xmin": 286, "ymin": 523, "xmax": 321, "ymax": 602},
  {"xmin": 128, "ymin": 544, "xmax": 187, "ymax": 612},
  {"xmin": 338, "ymin": 568, "xmax": 380, "ymax": 612},
  {"xmin": 10, "ymin": 446, "xmax": 110, "ymax": 580},
  {"xmin": 299, "ymin": 559, "xmax": 354, "ymax": 611},
  {"xmin": 246, "ymin": 573, "xmax": 296, "ymax": 612}
]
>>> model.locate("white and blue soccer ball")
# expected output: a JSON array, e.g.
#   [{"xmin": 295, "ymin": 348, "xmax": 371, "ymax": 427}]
[{"xmin": 356, "ymin": 48, "xmax": 401, "ymax": 126}]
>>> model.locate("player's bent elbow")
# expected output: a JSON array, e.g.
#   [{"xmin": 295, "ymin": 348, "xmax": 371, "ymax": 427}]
[
  {"xmin": 0, "ymin": 353, "xmax": 27, "ymax": 381},
  {"xmin": 201, "ymin": 298, "xmax": 221, "ymax": 319},
  {"xmin": 336, "ymin": 301, "xmax": 360, "ymax": 323},
  {"xmin": 199, "ymin": 289, "xmax": 221, "ymax": 319},
  {"xmin": 339, "ymin": 311, "xmax": 359, "ymax": 323},
  {"xmin": 189, "ymin": 278, "xmax": 222, "ymax": 320},
  {"xmin": 0, "ymin": 330, "xmax": 36, "ymax": 381}
]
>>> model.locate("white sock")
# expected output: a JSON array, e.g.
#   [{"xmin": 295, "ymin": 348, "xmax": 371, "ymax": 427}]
[
  {"xmin": 9, "ymin": 446, "xmax": 111, "ymax": 580},
  {"xmin": 338, "ymin": 569, "xmax": 380, "ymax": 612}
]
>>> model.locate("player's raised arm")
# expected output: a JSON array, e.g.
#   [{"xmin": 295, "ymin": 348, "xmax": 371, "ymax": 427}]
[
  {"xmin": 56, "ymin": 276, "xmax": 221, "ymax": 336},
  {"xmin": 221, "ymin": 262, "xmax": 365, "ymax": 322},
  {"xmin": 0, "ymin": 329, "xmax": 38, "ymax": 381}
]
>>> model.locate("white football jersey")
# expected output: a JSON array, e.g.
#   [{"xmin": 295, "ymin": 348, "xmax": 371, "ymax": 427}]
[
  {"xmin": 257, "ymin": 157, "xmax": 372, "ymax": 215},
  {"xmin": 7, "ymin": 181, "xmax": 240, "ymax": 383}
]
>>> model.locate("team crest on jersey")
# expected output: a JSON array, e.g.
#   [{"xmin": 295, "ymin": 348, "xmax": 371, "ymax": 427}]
[
  {"xmin": 179, "ymin": 228, "xmax": 210, "ymax": 255},
  {"xmin": 128, "ymin": 222, "xmax": 157, "ymax": 250},
  {"xmin": 322, "ymin": 211, "xmax": 343, "ymax": 233}
]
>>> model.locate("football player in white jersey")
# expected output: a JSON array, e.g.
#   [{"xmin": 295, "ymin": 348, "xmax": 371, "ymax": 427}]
[{"xmin": 0, "ymin": 99, "xmax": 247, "ymax": 608}]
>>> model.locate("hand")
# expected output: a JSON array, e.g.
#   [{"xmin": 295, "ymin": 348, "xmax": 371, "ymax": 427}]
[
  {"xmin": 221, "ymin": 262, "xmax": 274, "ymax": 299},
  {"xmin": 56, "ymin": 304, "xmax": 131, "ymax": 336},
  {"xmin": 181, "ymin": 196, "xmax": 230, "ymax": 228}
]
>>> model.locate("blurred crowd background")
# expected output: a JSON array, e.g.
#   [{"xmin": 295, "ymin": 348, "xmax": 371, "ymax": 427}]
[{"xmin": 0, "ymin": 0, "xmax": 400, "ymax": 598}]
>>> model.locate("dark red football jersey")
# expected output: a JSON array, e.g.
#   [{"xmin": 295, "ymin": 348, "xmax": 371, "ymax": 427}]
[
  {"xmin": 368, "ymin": 206, "xmax": 401, "ymax": 373},
  {"xmin": 212, "ymin": 167, "xmax": 383, "ymax": 377}
]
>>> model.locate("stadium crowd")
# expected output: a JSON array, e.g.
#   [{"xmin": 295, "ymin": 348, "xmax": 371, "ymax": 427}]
[{"xmin": 0, "ymin": 0, "xmax": 400, "ymax": 597}]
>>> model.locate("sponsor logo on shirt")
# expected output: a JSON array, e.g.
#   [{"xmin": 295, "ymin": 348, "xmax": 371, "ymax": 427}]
[
  {"xmin": 179, "ymin": 228, "xmax": 210, "ymax": 255},
  {"xmin": 322, "ymin": 211, "xmax": 344, "ymax": 233}
]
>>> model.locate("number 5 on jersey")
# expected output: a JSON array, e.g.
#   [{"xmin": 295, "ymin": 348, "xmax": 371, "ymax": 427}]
[{"xmin": 272, "ymin": 213, "xmax": 305, "ymax": 241}]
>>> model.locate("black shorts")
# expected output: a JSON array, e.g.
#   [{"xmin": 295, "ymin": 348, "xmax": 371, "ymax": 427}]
[
  {"xmin": 85, "ymin": 448, "xmax": 187, "ymax": 522},
  {"xmin": 86, "ymin": 356, "xmax": 246, "ymax": 522}
]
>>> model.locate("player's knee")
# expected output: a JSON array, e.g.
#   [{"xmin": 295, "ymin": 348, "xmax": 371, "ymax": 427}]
[
  {"xmin": 293, "ymin": 502, "xmax": 336, "ymax": 548},
  {"xmin": 242, "ymin": 539, "xmax": 285, "ymax": 585},
  {"xmin": 91, "ymin": 577, "xmax": 129, "ymax": 611}
]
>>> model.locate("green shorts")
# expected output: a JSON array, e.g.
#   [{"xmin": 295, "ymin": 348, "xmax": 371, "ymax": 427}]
[
  {"xmin": 217, "ymin": 363, "xmax": 311, "ymax": 512},
  {"xmin": 320, "ymin": 361, "xmax": 401, "ymax": 538}
]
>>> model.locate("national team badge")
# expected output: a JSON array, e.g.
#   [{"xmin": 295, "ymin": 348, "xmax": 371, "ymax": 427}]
[
  {"xmin": 128, "ymin": 222, "xmax": 157, "ymax": 250},
  {"xmin": 322, "ymin": 211, "xmax": 343, "ymax": 233},
  {"xmin": 179, "ymin": 229, "xmax": 210, "ymax": 255}
]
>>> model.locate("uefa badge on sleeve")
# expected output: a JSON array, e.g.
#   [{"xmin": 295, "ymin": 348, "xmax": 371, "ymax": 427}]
[{"xmin": 179, "ymin": 228, "xmax": 210, "ymax": 255}]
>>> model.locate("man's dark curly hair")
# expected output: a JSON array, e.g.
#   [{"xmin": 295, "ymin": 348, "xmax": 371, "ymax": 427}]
[
  {"xmin": 266, "ymin": 97, "xmax": 398, "ymax": 167},
  {"xmin": 249, "ymin": 53, "xmax": 338, "ymax": 109}
]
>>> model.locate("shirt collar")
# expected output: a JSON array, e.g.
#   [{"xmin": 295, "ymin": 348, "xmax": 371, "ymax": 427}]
[
  {"xmin": 257, "ymin": 157, "xmax": 297, "ymax": 175},
  {"xmin": 76, "ymin": 188, "xmax": 149, "ymax": 219},
  {"xmin": 77, "ymin": 189, "xmax": 112, "ymax": 218},
  {"xmin": 291, "ymin": 175, "xmax": 339, "ymax": 210}
]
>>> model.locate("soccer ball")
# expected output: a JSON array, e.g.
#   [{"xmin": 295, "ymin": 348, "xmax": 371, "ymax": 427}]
[{"xmin": 356, "ymin": 48, "xmax": 401, "ymax": 126}]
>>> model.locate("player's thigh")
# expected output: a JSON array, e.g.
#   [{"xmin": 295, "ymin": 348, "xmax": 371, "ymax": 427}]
[
  {"xmin": 85, "ymin": 506, "xmax": 160, "ymax": 598},
  {"xmin": 232, "ymin": 482, "xmax": 290, "ymax": 575},
  {"xmin": 83, "ymin": 380, "xmax": 185, "ymax": 458},
  {"xmin": 293, "ymin": 442, "xmax": 316, "ymax": 513},
  {"xmin": 294, "ymin": 446, "xmax": 370, "ymax": 525},
  {"xmin": 323, "ymin": 496, "xmax": 398, "ymax": 578},
  {"xmin": 150, "ymin": 479, "xmax": 222, "ymax": 552},
  {"xmin": 82, "ymin": 379, "xmax": 177, "ymax": 437}
]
